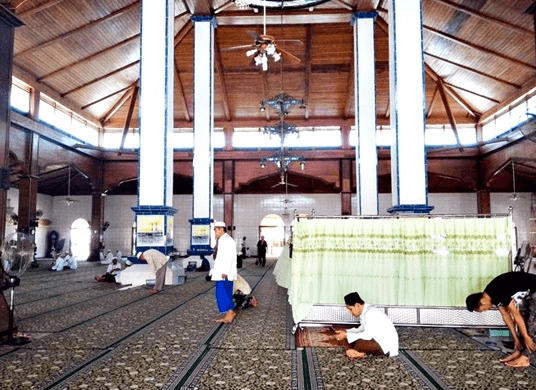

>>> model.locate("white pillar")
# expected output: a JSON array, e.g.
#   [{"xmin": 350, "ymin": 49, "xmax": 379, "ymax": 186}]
[
  {"xmin": 132, "ymin": 0, "xmax": 176, "ymax": 255},
  {"xmin": 387, "ymin": 0, "xmax": 433, "ymax": 214},
  {"xmin": 353, "ymin": 12, "xmax": 378, "ymax": 216},
  {"xmin": 188, "ymin": 16, "xmax": 216, "ymax": 255}
]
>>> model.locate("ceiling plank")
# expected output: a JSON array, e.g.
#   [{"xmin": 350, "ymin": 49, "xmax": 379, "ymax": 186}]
[
  {"xmin": 424, "ymin": 25, "xmax": 536, "ymax": 71},
  {"xmin": 174, "ymin": 15, "xmax": 194, "ymax": 47},
  {"xmin": 15, "ymin": 0, "xmax": 64, "ymax": 18},
  {"xmin": 424, "ymin": 51, "xmax": 522, "ymax": 89},
  {"xmin": 427, "ymin": 83, "xmax": 439, "ymax": 118},
  {"xmin": 437, "ymin": 78, "xmax": 463, "ymax": 152},
  {"xmin": 214, "ymin": 40, "xmax": 231, "ymax": 121},
  {"xmin": 444, "ymin": 81, "xmax": 500, "ymax": 104},
  {"xmin": 61, "ymin": 60, "xmax": 139, "ymax": 97},
  {"xmin": 430, "ymin": 0, "xmax": 534, "ymax": 37},
  {"xmin": 15, "ymin": 2, "xmax": 140, "ymax": 58},
  {"xmin": 37, "ymin": 35, "xmax": 139, "ymax": 82},
  {"xmin": 344, "ymin": 56, "xmax": 354, "ymax": 119},
  {"xmin": 119, "ymin": 86, "xmax": 138, "ymax": 153}
]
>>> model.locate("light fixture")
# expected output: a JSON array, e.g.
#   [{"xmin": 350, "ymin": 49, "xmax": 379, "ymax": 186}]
[
  {"xmin": 260, "ymin": 161, "xmax": 266, "ymax": 168},
  {"xmin": 260, "ymin": 92, "xmax": 305, "ymax": 117},
  {"xmin": 300, "ymin": 161, "xmax": 305, "ymax": 170},
  {"xmin": 246, "ymin": 48, "xmax": 257, "ymax": 57}
]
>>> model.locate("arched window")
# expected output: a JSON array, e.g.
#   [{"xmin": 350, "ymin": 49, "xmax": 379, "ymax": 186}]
[
  {"xmin": 71, "ymin": 218, "xmax": 90, "ymax": 260},
  {"xmin": 259, "ymin": 214, "xmax": 285, "ymax": 259}
]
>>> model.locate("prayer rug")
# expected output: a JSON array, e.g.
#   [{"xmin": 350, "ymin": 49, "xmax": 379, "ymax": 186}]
[{"xmin": 295, "ymin": 325, "xmax": 351, "ymax": 348}]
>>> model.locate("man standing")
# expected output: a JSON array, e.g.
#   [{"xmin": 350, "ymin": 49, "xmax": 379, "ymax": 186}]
[
  {"xmin": 138, "ymin": 249, "xmax": 169, "ymax": 294},
  {"xmin": 334, "ymin": 292, "xmax": 399, "ymax": 359},
  {"xmin": 256, "ymin": 235, "xmax": 268, "ymax": 267},
  {"xmin": 466, "ymin": 271, "xmax": 536, "ymax": 367},
  {"xmin": 211, "ymin": 221, "xmax": 238, "ymax": 323}
]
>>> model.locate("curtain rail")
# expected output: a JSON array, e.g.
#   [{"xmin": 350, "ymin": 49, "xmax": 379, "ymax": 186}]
[{"xmin": 295, "ymin": 212, "xmax": 512, "ymax": 221}]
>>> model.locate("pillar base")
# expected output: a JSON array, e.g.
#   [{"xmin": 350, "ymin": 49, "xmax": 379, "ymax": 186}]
[
  {"xmin": 387, "ymin": 204, "xmax": 434, "ymax": 214},
  {"xmin": 188, "ymin": 217, "xmax": 214, "ymax": 256}
]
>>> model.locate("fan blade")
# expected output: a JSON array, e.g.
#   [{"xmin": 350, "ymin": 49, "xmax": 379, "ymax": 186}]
[
  {"xmin": 271, "ymin": 182, "xmax": 285, "ymax": 188},
  {"xmin": 278, "ymin": 48, "xmax": 301, "ymax": 63},
  {"xmin": 248, "ymin": 31, "xmax": 261, "ymax": 41},
  {"xmin": 286, "ymin": 182, "xmax": 298, "ymax": 187},
  {"xmin": 221, "ymin": 44, "xmax": 256, "ymax": 52},
  {"xmin": 278, "ymin": 39, "xmax": 304, "ymax": 46}
]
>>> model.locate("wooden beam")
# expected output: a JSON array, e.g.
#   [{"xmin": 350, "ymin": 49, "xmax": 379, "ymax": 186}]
[
  {"xmin": 216, "ymin": 10, "xmax": 353, "ymax": 26},
  {"xmin": 331, "ymin": 0, "xmax": 354, "ymax": 11},
  {"xmin": 61, "ymin": 60, "xmax": 139, "ymax": 97},
  {"xmin": 427, "ymin": 83, "xmax": 439, "ymax": 118},
  {"xmin": 214, "ymin": 40, "xmax": 231, "ymax": 121},
  {"xmin": 344, "ymin": 56, "xmax": 354, "ymax": 119},
  {"xmin": 430, "ymin": 0, "xmax": 534, "ymax": 37},
  {"xmin": 118, "ymin": 86, "xmax": 138, "ymax": 154},
  {"xmin": 424, "ymin": 64, "xmax": 480, "ymax": 119},
  {"xmin": 37, "ymin": 35, "xmax": 139, "ymax": 82},
  {"xmin": 424, "ymin": 52, "xmax": 522, "ymax": 89},
  {"xmin": 303, "ymin": 24, "xmax": 312, "ymax": 120},
  {"xmin": 444, "ymin": 81, "xmax": 500, "ymax": 104},
  {"xmin": 101, "ymin": 83, "xmax": 137, "ymax": 125},
  {"xmin": 15, "ymin": 2, "xmax": 140, "ymax": 58},
  {"xmin": 424, "ymin": 25, "xmax": 536, "ymax": 70},
  {"xmin": 437, "ymin": 78, "xmax": 463, "ymax": 152},
  {"xmin": 16, "ymin": 0, "xmax": 64, "ymax": 18},
  {"xmin": 81, "ymin": 84, "xmax": 133, "ymax": 110},
  {"xmin": 173, "ymin": 58, "xmax": 190, "ymax": 122},
  {"xmin": 174, "ymin": 15, "xmax": 193, "ymax": 48}
]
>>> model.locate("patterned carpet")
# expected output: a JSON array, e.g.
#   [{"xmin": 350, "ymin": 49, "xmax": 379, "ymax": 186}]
[{"xmin": 2, "ymin": 258, "xmax": 536, "ymax": 389}]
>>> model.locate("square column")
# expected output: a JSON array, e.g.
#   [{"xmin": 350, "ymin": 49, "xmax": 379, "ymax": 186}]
[
  {"xmin": 188, "ymin": 16, "xmax": 216, "ymax": 255},
  {"xmin": 134, "ymin": 0, "xmax": 176, "ymax": 255},
  {"xmin": 387, "ymin": 0, "xmax": 433, "ymax": 214},
  {"xmin": 352, "ymin": 12, "xmax": 378, "ymax": 216}
]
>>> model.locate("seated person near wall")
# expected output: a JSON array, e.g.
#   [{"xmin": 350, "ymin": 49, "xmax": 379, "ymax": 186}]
[
  {"xmin": 64, "ymin": 252, "xmax": 77, "ymax": 270},
  {"xmin": 334, "ymin": 292, "xmax": 399, "ymax": 359},
  {"xmin": 466, "ymin": 271, "xmax": 536, "ymax": 368},
  {"xmin": 95, "ymin": 257, "xmax": 122, "ymax": 283},
  {"xmin": 49, "ymin": 251, "xmax": 65, "ymax": 271}
]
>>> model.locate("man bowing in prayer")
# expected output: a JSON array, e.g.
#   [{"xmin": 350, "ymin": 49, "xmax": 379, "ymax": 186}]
[
  {"xmin": 466, "ymin": 271, "xmax": 536, "ymax": 367},
  {"xmin": 211, "ymin": 221, "xmax": 238, "ymax": 323},
  {"xmin": 137, "ymin": 249, "xmax": 169, "ymax": 294},
  {"xmin": 334, "ymin": 292, "xmax": 399, "ymax": 359}
]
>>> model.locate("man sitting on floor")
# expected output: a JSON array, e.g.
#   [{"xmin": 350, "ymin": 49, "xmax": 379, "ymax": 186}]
[
  {"xmin": 95, "ymin": 257, "xmax": 122, "ymax": 283},
  {"xmin": 334, "ymin": 292, "xmax": 399, "ymax": 359},
  {"xmin": 466, "ymin": 271, "xmax": 536, "ymax": 367}
]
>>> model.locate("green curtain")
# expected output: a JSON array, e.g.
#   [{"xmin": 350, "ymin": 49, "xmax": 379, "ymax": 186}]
[
  {"xmin": 274, "ymin": 244, "xmax": 292, "ymax": 289},
  {"xmin": 288, "ymin": 217, "xmax": 512, "ymax": 324}
]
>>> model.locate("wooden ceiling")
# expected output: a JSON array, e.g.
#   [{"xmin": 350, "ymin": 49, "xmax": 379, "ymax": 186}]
[{"xmin": 5, "ymin": 0, "xmax": 536, "ymax": 196}]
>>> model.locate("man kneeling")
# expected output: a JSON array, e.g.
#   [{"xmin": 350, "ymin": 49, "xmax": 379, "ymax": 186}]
[{"xmin": 334, "ymin": 292, "xmax": 399, "ymax": 359}]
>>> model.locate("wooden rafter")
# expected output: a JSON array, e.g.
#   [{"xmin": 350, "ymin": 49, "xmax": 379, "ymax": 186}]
[
  {"xmin": 119, "ymin": 85, "xmax": 138, "ymax": 154},
  {"xmin": 424, "ymin": 26, "xmax": 536, "ymax": 71},
  {"xmin": 344, "ymin": 56, "xmax": 354, "ymax": 120},
  {"xmin": 174, "ymin": 59, "xmax": 191, "ymax": 122},
  {"xmin": 101, "ymin": 83, "xmax": 137, "ymax": 125},
  {"xmin": 15, "ymin": 2, "xmax": 140, "ymax": 58},
  {"xmin": 426, "ymin": 83, "xmax": 439, "ymax": 118},
  {"xmin": 431, "ymin": 0, "xmax": 534, "ymax": 37},
  {"xmin": 303, "ymin": 24, "xmax": 312, "ymax": 120},
  {"xmin": 16, "ymin": 0, "xmax": 64, "ymax": 18},
  {"xmin": 81, "ymin": 84, "xmax": 133, "ymax": 110},
  {"xmin": 424, "ymin": 52, "xmax": 521, "ymax": 89},
  {"xmin": 444, "ymin": 82, "xmax": 500, "ymax": 104},
  {"xmin": 437, "ymin": 78, "xmax": 463, "ymax": 152},
  {"xmin": 37, "ymin": 35, "xmax": 139, "ymax": 82},
  {"xmin": 174, "ymin": 14, "xmax": 193, "ymax": 48},
  {"xmin": 214, "ymin": 40, "xmax": 231, "ymax": 121},
  {"xmin": 424, "ymin": 64, "xmax": 480, "ymax": 119},
  {"xmin": 61, "ymin": 60, "xmax": 139, "ymax": 97}
]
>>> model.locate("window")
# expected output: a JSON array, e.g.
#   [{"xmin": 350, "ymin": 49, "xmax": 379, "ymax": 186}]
[
  {"xmin": 39, "ymin": 99, "xmax": 55, "ymax": 125},
  {"xmin": 233, "ymin": 127, "xmax": 281, "ymax": 148},
  {"xmin": 349, "ymin": 126, "xmax": 392, "ymax": 147},
  {"xmin": 286, "ymin": 127, "xmax": 341, "ymax": 148},
  {"xmin": 103, "ymin": 130, "xmax": 139, "ymax": 149},
  {"xmin": 10, "ymin": 83, "xmax": 30, "ymax": 113}
]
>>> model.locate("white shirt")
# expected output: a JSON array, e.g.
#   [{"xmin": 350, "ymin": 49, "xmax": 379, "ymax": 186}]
[
  {"xmin": 211, "ymin": 233, "xmax": 237, "ymax": 281},
  {"xmin": 142, "ymin": 249, "xmax": 169, "ymax": 274},
  {"xmin": 106, "ymin": 262, "xmax": 122, "ymax": 275},
  {"xmin": 346, "ymin": 303, "xmax": 399, "ymax": 357}
]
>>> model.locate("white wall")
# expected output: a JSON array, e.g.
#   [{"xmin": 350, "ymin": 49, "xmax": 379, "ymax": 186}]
[{"xmin": 6, "ymin": 191, "xmax": 533, "ymax": 259}]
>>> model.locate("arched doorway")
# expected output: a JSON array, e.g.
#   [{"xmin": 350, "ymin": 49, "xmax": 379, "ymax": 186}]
[
  {"xmin": 71, "ymin": 218, "xmax": 90, "ymax": 260},
  {"xmin": 259, "ymin": 214, "xmax": 285, "ymax": 259}
]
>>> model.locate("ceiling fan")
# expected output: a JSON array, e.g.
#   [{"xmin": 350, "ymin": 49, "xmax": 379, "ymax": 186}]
[
  {"xmin": 509, "ymin": 160, "xmax": 526, "ymax": 201},
  {"xmin": 272, "ymin": 172, "xmax": 298, "ymax": 188},
  {"xmin": 65, "ymin": 165, "xmax": 80, "ymax": 205},
  {"xmin": 221, "ymin": 2, "xmax": 302, "ymax": 70}
]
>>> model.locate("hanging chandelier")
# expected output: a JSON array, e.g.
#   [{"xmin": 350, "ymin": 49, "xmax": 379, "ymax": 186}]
[
  {"xmin": 260, "ymin": 91, "xmax": 305, "ymax": 117},
  {"xmin": 260, "ymin": 150, "xmax": 305, "ymax": 174}
]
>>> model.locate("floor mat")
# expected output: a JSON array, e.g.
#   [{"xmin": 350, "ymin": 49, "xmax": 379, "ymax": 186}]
[{"xmin": 295, "ymin": 326, "xmax": 351, "ymax": 348}]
